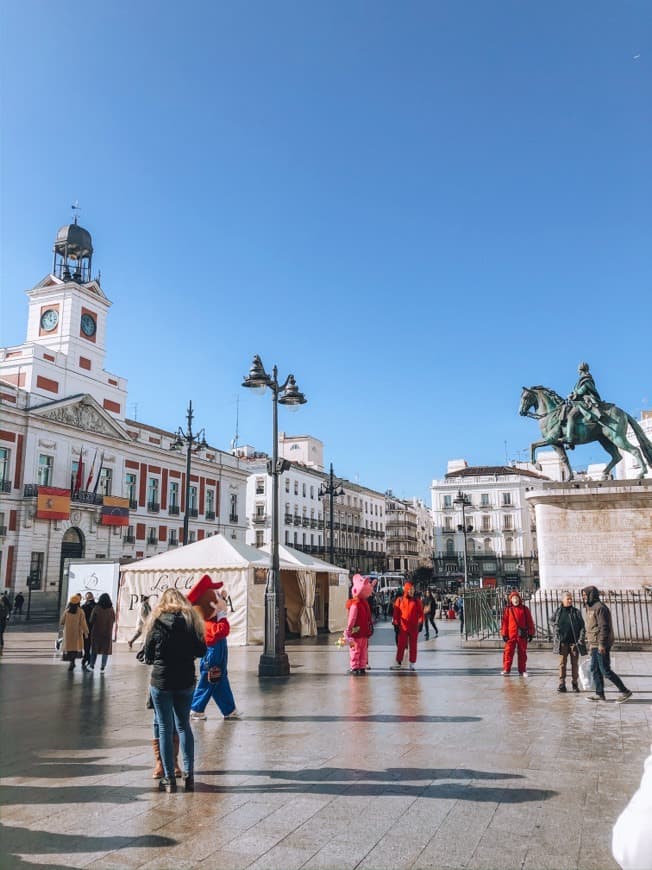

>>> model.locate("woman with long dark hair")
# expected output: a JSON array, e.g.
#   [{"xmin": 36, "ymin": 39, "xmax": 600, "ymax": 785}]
[
  {"xmin": 88, "ymin": 593, "xmax": 116, "ymax": 672},
  {"xmin": 142, "ymin": 588, "xmax": 206, "ymax": 792}
]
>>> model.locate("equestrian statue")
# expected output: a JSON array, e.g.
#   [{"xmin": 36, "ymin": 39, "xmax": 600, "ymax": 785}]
[{"xmin": 520, "ymin": 362, "xmax": 652, "ymax": 481}]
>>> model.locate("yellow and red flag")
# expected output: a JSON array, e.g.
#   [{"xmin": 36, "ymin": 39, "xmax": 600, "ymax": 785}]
[
  {"xmin": 101, "ymin": 495, "xmax": 130, "ymax": 526},
  {"xmin": 37, "ymin": 486, "xmax": 71, "ymax": 520}
]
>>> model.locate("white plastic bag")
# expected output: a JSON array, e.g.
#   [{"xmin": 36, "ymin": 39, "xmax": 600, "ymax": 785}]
[{"xmin": 578, "ymin": 657, "xmax": 595, "ymax": 692}]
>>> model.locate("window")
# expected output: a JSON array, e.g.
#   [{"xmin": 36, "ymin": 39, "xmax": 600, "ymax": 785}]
[
  {"xmin": 188, "ymin": 530, "xmax": 196, "ymax": 543},
  {"xmin": 505, "ymin": 537, "xmax": 514, "ymax": 556},
  {"xmin": 503, "ymin": 514, "xmax": 513, "ymax": 531},
  {"xmin": 255, "ymin": 503, "xmax": 265, "ymax": 519},
  {"xmin": 206, "ymin": 488, "xmax": 215, "ymax": 515},
  {"xmin": 126, "ymin": 473, "xmax": 137, "ymax": 503},
  {"xmin": 255, "ymin": 477, "xmax": 265, "ymax": 494},
  {"xmin": 444, "ymin": 517, "xmax": 453, "ymax": 531},
  {"xmin": 481, "ymin": 515, "xmax": 491, "ymax": 532},
  {"xmin": 169, "ymin": 481, "xmax": 179, "ymax": 508},
  {"xmin": 484, "ymin": 538, "xmax": 493, "ymax": 552},
  {"xmin": 98, "ymin": 467, "xmax": 112, "ymax": 496},
  {"xmin": 293, "ymin": 531, "xmax": 298, "ymax": 545},
  {"xmin": 480, "ymin": 493, "xmax": 489, "ymax": 507},
  {"xmin": 37, "ymin": 454, "xmax": 53, "ymax": 486},
  {"xmin": 446, "ymin": 539, "xmax": 455, "ymax": 555},
  {"xmin": 147, "ymin": 477, "xmax": 159, "ymax": 503},
  {"xmin": 255, "ymin": 530, "xmax": 264, "ymax": 547},
  {"xmin": 29, "ymin": 552, "xmax": 44, "ymax": 589},
  {"xmin": 188, "ymin": 486, "xmax": 198, "ymax": 510},
  {"xmin": 285, "ymin": 477, "xmax": 290, "ymax": 493},
  {"xmin": 229, "ymin": 493, "xmax": 238, "ymax": 521},
  {"xmin": 285, "ymin": 530, "xmax": 290, "ymax": 544},
  {"xmin": 443, "ymin": 495, "xmax": 452, "ymax": 508},
  {"xmin": 147, "ymin": 526, "xmax": 157, "ymax": 545},
  {"xmin": 124, "ymin": 524, "xmax": 135, "ymax": 542},
  {"xmin": 310, "ymin": 485, "xmax": 314, "ymax": 499},
  {"xmin": 0, "ymin": 447, "xmax": 10, "ymax": 486},
  {"xmin": 294, "ymin": 480, "xmax": 299, "ymax": 495},
  {"xmin": 302, "ymin": 482, "xmax": 306, "ymax": 497},
  {"xmin": 502, "ymin": 492, "xmax": 512, "ymax": 506}
]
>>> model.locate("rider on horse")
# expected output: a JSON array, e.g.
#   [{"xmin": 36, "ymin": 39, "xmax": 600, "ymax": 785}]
[{"xmin": 563, "ymin": 362, "xmax": 604, "ymax": 448}]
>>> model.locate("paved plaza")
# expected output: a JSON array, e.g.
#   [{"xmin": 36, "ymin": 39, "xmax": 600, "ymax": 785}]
[{"xmin": 1, "ymin": 619, "xmax": 651, "ymax": 870}]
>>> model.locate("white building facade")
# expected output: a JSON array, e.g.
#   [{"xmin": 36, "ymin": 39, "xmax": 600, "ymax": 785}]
[{"xmin": 0, "ymin": 221, "xmax": 248, "ymax": 611}]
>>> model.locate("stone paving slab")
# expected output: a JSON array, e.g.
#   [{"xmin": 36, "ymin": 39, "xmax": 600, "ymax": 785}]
[{"xmin": 1, "ymin": 621, "xmax": 651, "ymax": 870}]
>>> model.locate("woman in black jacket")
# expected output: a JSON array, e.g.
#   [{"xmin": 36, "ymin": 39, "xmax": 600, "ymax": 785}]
[{"xmin": 143, "ymin": 588, "xmax": 206, "ymax": 792}]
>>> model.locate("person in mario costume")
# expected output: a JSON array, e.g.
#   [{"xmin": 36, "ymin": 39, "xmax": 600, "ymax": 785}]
[
  {"xmin": 187, "ymin": 574, "xmax": 240, "ymax": 720},
  {"xmin": 345, "ymin": 574, "xmax": 376, "ymax": 675}
]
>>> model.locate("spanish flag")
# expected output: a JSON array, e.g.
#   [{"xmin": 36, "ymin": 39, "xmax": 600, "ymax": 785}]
[
  {"xmin": 101, "ymin": 495, "xmax": 130, "ymax": 526},
  {"xmin": 37, "ymin": 486, "xmax": 71, "ymax": 520}
]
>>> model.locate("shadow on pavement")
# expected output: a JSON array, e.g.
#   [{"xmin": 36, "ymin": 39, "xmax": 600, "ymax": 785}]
[
  {"xmin": 201, "ymin": 766, "xmax": 525, "ymax": 782},
  {"xmin": 239, "ymin": 714, "xmax": 481, "ymax": 722},
  {"xmin": 0, "ymin": 784, "xmax": 155, "ymax": 806}
]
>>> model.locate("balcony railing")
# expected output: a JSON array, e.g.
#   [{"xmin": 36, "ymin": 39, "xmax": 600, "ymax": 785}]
[
  {"xmin": 168, "ymin": 536, "xmax": 178, "ymax": 547},
  {"xmin": 123, "ymin": 534, "xmax": 135, "ymax": 544},
  {"xmin": 168, "ymin": 504, "xmax": 180, "ymax": 516},
  {"xmin": 74, "ymin": 490, "xmax": 103, "ymax": 505},
  {"xmin": 24, "ymin": 484, "xmax": 38, "ymax": 497},
  {"xmin": 293, "ymin": 515, "xmax": 302, "ymax": 525},
  {"xmin": 229, "ymin": 514, "xmax": 238, "ymax": 523},
  {"xmin": 0, "ymin": 480, "xmax": 11, "ymax": 493},
  {"xmin": 147, "ymin": 535, "xmax": 158, "ymax": 545},
  {"xmin": 205, "ymin": 510, "xmax": 216, "ymax": 521},
  {"xmin": 147, "ymin": 501, "xmax": 160, "ymax": 513},
  {"xmin": 284, "ymin": 514, "xmax": 293, "ymax": 524},
  {"xmin": 302, "ymin": 518, "xmax": 310, "ymax": 527},
  {"xmin": 253, "ymin": 514, "xmax": 267, "ymax": 524},
  {"xmin": 129, "ymin": 498, "xmax": 138, "ymax": 510},
  {"xmin": 188, "ymin": 508, "xmax": 199, "ymax": 518},
  {"xmin": 0, "ymin": 525, "xmax": 7, "ymax": 536}
]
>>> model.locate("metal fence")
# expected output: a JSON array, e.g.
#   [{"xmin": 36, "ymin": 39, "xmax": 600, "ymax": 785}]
[{"xmin": 463, "ymin": 587, "xmax": 652, "ymax": 646}]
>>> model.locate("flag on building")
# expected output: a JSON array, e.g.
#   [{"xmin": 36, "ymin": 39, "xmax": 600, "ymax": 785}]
[
  {"xmin": 74, "ymin": 448, "xmax": 85, "ymax": 494},
  {"xmin": 101, "ymin": 495, "xmax": 130, "ymax": 526},
  {"xmin": 85, "ymin": 449, "xmax": 98, "ymax": 491},
  {"xmin": 93, "ymin": 452, "xmax": 105, "ymax": 495},
  {"xmin": 37, "ymin": 486, "xmax": 71, "ymax": 520}
]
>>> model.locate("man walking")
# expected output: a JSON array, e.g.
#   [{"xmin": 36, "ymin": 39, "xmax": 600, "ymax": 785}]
[
  {"xmin": 582, "ymin": 586, "xmax": 632, "ymax": 703},
  {"xmin": 128, "ymin": 595, "xmax": 151, "ymax": 650},
  {"xmin": 422, "ymin": 589, "xmax": 439, "ymax": 640}
]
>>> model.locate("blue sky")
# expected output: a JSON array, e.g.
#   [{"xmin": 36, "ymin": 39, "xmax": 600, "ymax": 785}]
[{"xmin": 1, "ymin": 1, "xmax": 650, "ymax": 500}]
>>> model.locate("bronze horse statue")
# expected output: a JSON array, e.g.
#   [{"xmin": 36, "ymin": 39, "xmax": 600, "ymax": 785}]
[{"xmin": 519, "ymin": 386, "xmax": 652, "ymax": 480}]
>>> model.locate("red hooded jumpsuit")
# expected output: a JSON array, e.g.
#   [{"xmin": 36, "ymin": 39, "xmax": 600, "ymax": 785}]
[{"xmin": 501, "ymin": 591, "xmax": 535, "ymax": 674}]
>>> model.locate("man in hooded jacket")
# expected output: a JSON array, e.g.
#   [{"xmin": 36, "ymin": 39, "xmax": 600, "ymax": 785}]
[{"xmin": 582, "ymin": 585, "xmax": 632, "ymax": 703}]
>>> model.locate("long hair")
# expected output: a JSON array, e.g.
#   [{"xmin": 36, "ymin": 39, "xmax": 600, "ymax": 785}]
[
  {"xmin": 98, "ymin": 593, "xmax": 112, "ymax": 609},
  {"xmin": 146, "ymin": 588, "xmax": 204, "ymax": 639}
]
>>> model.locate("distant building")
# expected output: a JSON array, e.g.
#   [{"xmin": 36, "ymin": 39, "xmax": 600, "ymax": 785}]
[
  {"xmin": 384, "ymin": 494, "xmax": 433, "ymax": 575},
  {"xmin": 0, "ymin": 220, "xmax": 248, "ymax": 610},
  {"xmin": 429, "ymin": 459, "xmax": 557, "ymax": 589}
]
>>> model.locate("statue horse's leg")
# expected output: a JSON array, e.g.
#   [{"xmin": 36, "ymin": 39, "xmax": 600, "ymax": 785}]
[
  {"xmin": 599, "ymin": 427, "xmax": 648, "ymax": 479},
  {"xmin": 596, "ymin": 435, "xmax": 622, "ymax": 480},
  {"xmin": 530, "ymin": 439, "xmax": 573, "ymax": 480}
]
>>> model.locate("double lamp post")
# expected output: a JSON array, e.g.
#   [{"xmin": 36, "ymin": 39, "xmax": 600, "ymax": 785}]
[
  {"xmin": 318, "ymin": 463, "xmax": 344, "ymax": 567},
  {"xmin": 242, "ymin": 355, "xmax": 307, "ymax": 678},
  {"xmin": 170, "ymin": 400, "xmax": 207, "ymax": 545},
  {"xmin": 453, "ymin": 490, "xmax": 473, "ymax": 590}
]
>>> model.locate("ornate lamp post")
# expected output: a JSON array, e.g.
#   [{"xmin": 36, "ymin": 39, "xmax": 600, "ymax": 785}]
[
  {"xmin": 170, "ymin": 400, "xmax": 207, "ymax": 545},
  {"xmin": 453, "ymin": 490, "xmax": 473, "ymax": 590},
  {"xmin": 318, "ymin": 463, "xmax": 344, "ymax": 566},
  {"xmin": 242, "ymin": 355, "xmax": 307, "ymax": 678}
]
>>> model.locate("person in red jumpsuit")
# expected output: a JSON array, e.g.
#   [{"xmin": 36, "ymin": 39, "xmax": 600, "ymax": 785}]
[
  {"xmin": 501, "ymin": 590, "xmax": 535, "ymax": 676},
  {"xmin": 391, "ymin": 582, "xmax": 424, "ymax": 671}
]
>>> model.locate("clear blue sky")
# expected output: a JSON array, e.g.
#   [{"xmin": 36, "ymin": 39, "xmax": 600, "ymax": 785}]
[{"xmin": 1, "ymin": 1, "xmax": 650, "ymax": 500}]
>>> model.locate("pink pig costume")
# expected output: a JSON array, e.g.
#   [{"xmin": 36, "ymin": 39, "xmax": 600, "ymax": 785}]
[{"xmin": 345, "ymin": 574, "xmax": 375, "ymax": 674}]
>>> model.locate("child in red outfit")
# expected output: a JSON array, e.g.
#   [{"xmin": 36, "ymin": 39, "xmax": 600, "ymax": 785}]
[
  {"xmin": 391, "ymin": 582, "xmax": 424, "ymax": 670},
  {"xmin": 345, "ymin": 574, "xmax": 375, "ymax": 675},
  {"xmin": 501, "ymin": 590, "xmax": 535, "ymax": 676}
]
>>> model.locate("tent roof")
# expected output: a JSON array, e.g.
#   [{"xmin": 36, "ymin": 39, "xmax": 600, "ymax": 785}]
[
  {"xmin": 262, "ymin": 544, "xmax": 346, "ymax": 575},
  {"xmin": 122, "ymin": 534, "xmax": 277, "ymax": 573}
]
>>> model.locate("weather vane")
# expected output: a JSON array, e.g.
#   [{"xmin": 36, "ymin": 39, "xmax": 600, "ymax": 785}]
[{"xmin": 71, "ymin": 200, "xmax": 81, "ymax": 224}]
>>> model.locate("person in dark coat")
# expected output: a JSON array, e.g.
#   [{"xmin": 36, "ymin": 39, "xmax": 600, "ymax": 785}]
[
  {"xmin": 582, "ymin": 586, "xmax": 632, "ymax": 703},
  {"xmin": 142, "ymin": 588, "xmax": 206, "ymax": 792},
  {"xmin": 0, "ymin": 594, "xmax": 9, "ymax": 652},
  {"xmin": 550, "ymin": 591, "xmax": 585, "ymax": 693},
  {"xmin": 81, "ymin": 592, "xmax": 96, "ymax": 669},
  {"xmin": 88, "ymin": 593, "xmax": 116, "ymax": 672}
]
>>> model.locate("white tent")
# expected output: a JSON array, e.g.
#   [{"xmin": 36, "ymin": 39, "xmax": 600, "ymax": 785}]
[
  {"xmin": 261, "ymin": 544, "xmax": 349, "ymax": 636},
  {"xmin": 118, "ymin": 535, "xmax": 292, "ymax": 646}
]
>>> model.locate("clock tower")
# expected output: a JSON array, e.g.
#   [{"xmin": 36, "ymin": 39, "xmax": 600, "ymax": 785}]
[{"xmin": 0, "ymin": 219, "xmax": 127, "ymax": 418}]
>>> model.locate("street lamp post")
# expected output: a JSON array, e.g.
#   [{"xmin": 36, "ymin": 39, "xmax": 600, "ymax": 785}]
[
  {"xmin": 453, "ymin": 490, "xmax": 473, "ymax": 590},
  {"xmin": 170, "ymin": 400, "xmax": 207, "ymax": 545},
  {"xmin": 242, "ymin": 355, "xmax": 307, "ymax": 678},
  {"xmin": 318, "ymin": 463, "xmax": 344, "ymax": 566}
]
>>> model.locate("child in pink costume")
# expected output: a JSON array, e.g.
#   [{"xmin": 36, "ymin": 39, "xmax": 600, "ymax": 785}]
[{"xmin": 345, "ymin": 574, "xmax": 375, "ymax": 675}]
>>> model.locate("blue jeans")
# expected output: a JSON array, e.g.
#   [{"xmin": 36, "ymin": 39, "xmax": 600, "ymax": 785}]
[
  {"xmin": 89, "ymin": 653, "xmax": 109, "ymax": 669},
  {"xmin": 150, "ymin": 686, "xmax": 194, "ymax": 778},
  {"xmin": 590, "ymin": 647, "xmax": 627, "ymax": 696}
]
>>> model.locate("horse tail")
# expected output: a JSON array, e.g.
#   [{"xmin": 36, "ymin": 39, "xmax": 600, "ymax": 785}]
[{"xmin": 627, "ymin": 414, "xmax": 652, "ymax": 466}]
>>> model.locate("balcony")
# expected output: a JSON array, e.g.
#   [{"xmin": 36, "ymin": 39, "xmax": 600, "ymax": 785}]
[
  {"xmin": 147, "ymin": 501, "xmax": 160, "ymax": 513},
  {"xmin": 188, "ymin": 508, "xmax": 199, "ymax": 518},
  {"xmin": 168, "ymin": 504, "xmax": 180, "ymax": 516},
  {"xmin": 253, "ymin": 514, "xmax": 267, "ymax": 525},
  {"xmin": 302, "ymin": 518, "xmax": 310, "ymax": 527},
  {"xmin": 0, "ymin": 480, "xmax": 11, "ymax": 493},
  {"xmin": 293, "ymin": 515, "xmax": 302, "ymax": 525},
  {"xmin": 284, "ymin": 514, "xmax": 293, "ymax": 524},
  {"xmin": 74, "ymin": 490, "xmax": 103, "ymax": 505},
  {"xmin": 168, "ymin": 535, "xmax": 178, "ymax": 547},
  {"xmin": 24, "ymin": 484, "xmax": 38, "ymax": 497},
  {"xmin": 229, "ymin": 514, "xmax": 238, "ymax": 523},
  {"xmin": 0, "ymin": 525, "xmax": 7, "ymax": 536},
  {"xmin": 205, "ymin": 510, "xmax": 216, "ymax": 521},
  {"xmin": 123, "ymin": 534, "xmax": 135, "ymax": 544},
  {"xmin": 146, "ymin": 535, "xmax": 158, "ymax": 545},
  {"xmin": 129, "ymin": 498, "xmax": 138, "ymax": 510}
]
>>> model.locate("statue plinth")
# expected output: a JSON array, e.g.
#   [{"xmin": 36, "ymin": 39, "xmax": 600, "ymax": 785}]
[{"xmin": 526, "ymin": 480, "xmax": 652, "ymax": 590}]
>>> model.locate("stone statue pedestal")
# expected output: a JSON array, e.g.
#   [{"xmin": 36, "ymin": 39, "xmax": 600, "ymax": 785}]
[{"xmin": 525, "ymin": 480, "xmax": 652, "ymax": 590}]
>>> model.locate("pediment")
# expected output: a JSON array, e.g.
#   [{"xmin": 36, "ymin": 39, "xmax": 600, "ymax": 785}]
[{"xmin": 32, "ymin": 394, "xmax": 130, "ymax": 440}]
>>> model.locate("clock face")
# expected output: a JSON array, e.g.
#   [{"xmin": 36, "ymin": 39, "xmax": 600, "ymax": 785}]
[
  {"xmin": 80, "ymin": 313, "xmax": 97, "ymax": 337},
  {"xmin": 40, "ymin": 309, "xmax": 59, "ymax": 331}
]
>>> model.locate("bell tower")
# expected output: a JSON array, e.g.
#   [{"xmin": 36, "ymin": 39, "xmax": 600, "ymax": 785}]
[{"xmin": 52, "ymin": 217, "xmax": 93, "ymax": 283}]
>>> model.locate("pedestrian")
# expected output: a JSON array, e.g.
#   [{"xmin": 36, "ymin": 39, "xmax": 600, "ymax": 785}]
[
  {"xmin": 422, "ymin": 589, "xmax": 438, "ymax": 639},
  {"xmin": 188, "ymin": 575, "xmax": 240, "ymax": 718},
  {"xmin": 454, "ymin": 594, "xmax": 465, "ymax": 634},
  {"xmin": 142, "ymin": 587, "xmax": 206, "ymax": 792},
  {"xmin": 88, "ymin": 593, "xmax": 116, "ymax": 672},
  {"xmin": 391, "ymin": 588, "xmax": 403, "ymax": 646},
  {"xmin": 582, "ymin": 586, "xmax": 632, "ymax": 703},
  {"xmin": 0, "ymin": 593, "xmax": 9, "ymax": 652},
  {"xmin": 612, "ymin": 743, "xmax": 652, "ymax": 870},
  {"xmin": 13, "ymin": 592, "xmax": 24, "ymax": 617},
  {"xmin": 550, "ymin": 591, "xmax": 585, "ymax": 693},
  {"xmin": 342, "ymin": 574, "xmax": 375, "ymax": 675},
  {"xmin": 501, "ymin": 589, "xmax": 535, "ymax": 677},
  {"xmin": 1, "ymin": 591, "xmax": 11, "ymax": 622},
  {"xmin": 128, "ymin": 595, "xmax": 152, "ymax": 650},
  {"xmin": 60, "ymin": 594, "xmax": 89, "ymax": 671},
  {"xmin": 81, "ymin": 592, "xmax": 96, "ymax": 669},
  {"xmin": 390, "ymin": 582, "xmax": 424, "ymax": 671}
]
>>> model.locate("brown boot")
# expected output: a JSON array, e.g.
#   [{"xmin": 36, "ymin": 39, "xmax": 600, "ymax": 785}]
[
  {"xmin": 173, "ymin": 732, "xmax": 182, "ymax": 778},
  {"xmin": 152, "ymin": 739, "xmax": 164, "ymax": 779}
]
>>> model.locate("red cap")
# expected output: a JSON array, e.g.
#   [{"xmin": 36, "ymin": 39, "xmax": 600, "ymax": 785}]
[{"xmin": 187, "ymin": 574, "xmax": 223, "ymax": 604}]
